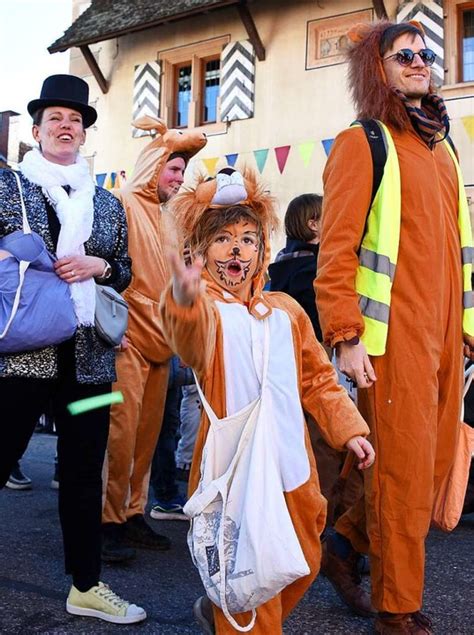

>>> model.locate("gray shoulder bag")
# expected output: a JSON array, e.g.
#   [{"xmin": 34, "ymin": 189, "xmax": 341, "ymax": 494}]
[{"xmin": 95, "ymin": 284, "xmax": 128, "ymax": 347}]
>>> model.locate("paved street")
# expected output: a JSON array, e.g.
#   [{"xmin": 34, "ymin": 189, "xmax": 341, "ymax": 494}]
[{"xmin": 0, "ymin": 432, "xmax": 472, "ymax": 634}]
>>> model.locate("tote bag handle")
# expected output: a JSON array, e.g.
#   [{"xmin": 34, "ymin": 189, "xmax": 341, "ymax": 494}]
[
  {"xmin": 193, "ymin": 317, "xmax": 270, "ymax": 426},
  {"xmin": 0, "ymin": 172, "xmax": 32, "ymax": 340}
]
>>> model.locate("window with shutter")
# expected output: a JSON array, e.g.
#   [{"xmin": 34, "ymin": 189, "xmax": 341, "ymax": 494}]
[{"xmin": 158, "ymin": 36, "xmax": 229, "ymax": 133}]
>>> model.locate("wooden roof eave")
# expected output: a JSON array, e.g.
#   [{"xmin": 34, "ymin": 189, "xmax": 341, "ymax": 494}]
[{"xmin": 48, "ymin": 0, "xmax": 266, "ymax": 94}]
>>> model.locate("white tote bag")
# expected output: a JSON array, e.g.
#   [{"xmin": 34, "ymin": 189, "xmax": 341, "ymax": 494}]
[{"xmin": 184, "ymin": 320, "xmax": 310, "ymax": 632}]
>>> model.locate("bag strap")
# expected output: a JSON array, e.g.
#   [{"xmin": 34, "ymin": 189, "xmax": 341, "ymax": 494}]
[
  {"xmin": 193, "ymin": 317, "xmax": 271, "ymax": 426},
  {"xmin": 12, "ymin": 171, "xmax": 32, "ymax": 235},
  {"xmin": 0, "ymin": 259, "xmax": 30, "ymax": 340},
  {"xmin": 353, "ymin": 119, "xmax": 388, "ymax": 212},
  {"xmin": 192, "ymin": 318, "xmax": 270, "ymax": 632},
  {"xmin": 0, "ymin": 173, "xmax": 32, "ymax": 341}
]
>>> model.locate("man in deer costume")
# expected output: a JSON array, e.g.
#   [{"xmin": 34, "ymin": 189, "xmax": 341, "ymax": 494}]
[
  {"xmin": 315, "ymin": 20, "xmax": 474, "ymax": 634},
  {"xmin": 102, "ymin": 117, "xmax": 207, "ymax": 561}
]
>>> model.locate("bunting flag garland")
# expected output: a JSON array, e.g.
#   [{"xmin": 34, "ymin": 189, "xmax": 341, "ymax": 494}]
[
  {"xmin": 96, "ymin": 171, "xmax": 128, "ymax": 188},
  {"xmin": 253, "ymin": 149, "xmax": 269, "ymax": 174},
  {"xmin": 275, "ymin": 145, "xmax": 291, "ymax": 174},
  {"xmin": 298, "ymin": 141, "xmax": 315, "ymax": 168},
  {"xmin": 202, "ymin": 157, "xmax": 219, "ymax": 177},
  {"xmin": 321, "ymin": 138, "xmax": 335, "ymax": 157},
  {"xmin": 225, "ymin": 153, "xmax": 239, "ymax": 167},
  {"xmin": 104, "ymin": 172, "xmax": 117, "ymax": 190},
  {"xmin": 462, "ymin": 115, "xmax": 474, "ymax": 141},
  {"xmin": 98, "ymin": 115, "xmax": 471, "ymax": 185}
]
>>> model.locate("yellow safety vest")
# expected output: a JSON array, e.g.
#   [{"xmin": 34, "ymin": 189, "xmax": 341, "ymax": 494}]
[{"xmin": 354, "ymin": 120, "xmax": 474, "ymax": 356}]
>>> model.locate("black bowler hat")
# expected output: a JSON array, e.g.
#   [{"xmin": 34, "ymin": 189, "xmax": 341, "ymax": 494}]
[{"xmin": 27, "ymin": 74, "xmax": 97, "ymax": 128}]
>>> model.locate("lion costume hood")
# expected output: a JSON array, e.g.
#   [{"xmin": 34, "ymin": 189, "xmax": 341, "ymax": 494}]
[
  {"xmin": 170, "ymin": 167, "xmax": 280, "ymax": 318},
  {"xmin": 346, "ymin": 20, "xmax": 436, "ymax": 131}
]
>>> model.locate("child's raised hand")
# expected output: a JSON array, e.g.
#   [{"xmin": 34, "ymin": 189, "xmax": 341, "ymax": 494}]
[
  {"xmin": 168, "ymin": 249, "xmax": 204, "ymax": 307},
  {"xmin": 345, "ymin": 436, "xmax": 375, "ymax": 470}
]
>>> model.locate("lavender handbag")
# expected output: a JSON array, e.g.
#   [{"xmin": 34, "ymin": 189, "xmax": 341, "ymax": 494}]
[{"xmin": 0, "ymin": 172, "xmax": 77, "ymax": 353}]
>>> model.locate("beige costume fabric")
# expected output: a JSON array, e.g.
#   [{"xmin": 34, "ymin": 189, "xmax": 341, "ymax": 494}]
[{"xmin": 102, "ymin": 117, "xmax": 206, "ymax": 524}]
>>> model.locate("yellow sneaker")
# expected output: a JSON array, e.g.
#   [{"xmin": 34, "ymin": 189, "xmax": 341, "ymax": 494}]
[{"xmin": 66, "ymin": 582, "xmax": 146, "ymax": 624}]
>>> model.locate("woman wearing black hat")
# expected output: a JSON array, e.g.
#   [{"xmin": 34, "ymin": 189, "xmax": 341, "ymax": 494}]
[{"xmin": 0, "ymin": 75, "xmax": 145, "ymax": 624}]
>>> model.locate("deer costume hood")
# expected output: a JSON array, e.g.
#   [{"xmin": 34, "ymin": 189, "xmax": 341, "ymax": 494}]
[
  {"xmin": 170, "ymin": 166, "xmax": 280, "ymax": 319},
  {"xmin": 112, "ymin": 116, "xmax": 207, "ymax": 357},
  {"xmin": 346, "ymin": 20, "xmax": 436, "ymax": 131},
  {"xmin": 119, "ymin": 116, "xmax": 207, "ymax": 199}
]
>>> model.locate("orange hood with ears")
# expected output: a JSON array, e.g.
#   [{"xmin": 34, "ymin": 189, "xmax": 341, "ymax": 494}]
[
  {"xmin": 120, "ymin": 116, "xmax": 207, "ymax": 202},
  {"xmin": 346, "ymin": 20, "xmax": 436, "ymax": 131},
  {"xmin": 170, "ymin": 167, "xmax": 280, "ymax": 318}
]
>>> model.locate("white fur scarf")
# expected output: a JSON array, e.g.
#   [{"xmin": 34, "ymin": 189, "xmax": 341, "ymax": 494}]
[{"xmin": 20, "ymin": 148, "xmax": 96, "ymax": 326}]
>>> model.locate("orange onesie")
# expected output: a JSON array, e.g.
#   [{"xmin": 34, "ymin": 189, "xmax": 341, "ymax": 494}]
[
  {"xmin": 158, "ymin": 271, "xmax": 370, "ymax": 634},
  {"xmin": 102, "ymin": 118, "xmax": 206, "ymax": 525},
  {"xmin": 315, "ymin": 126, "xmax": 464, "ymax": 613}
]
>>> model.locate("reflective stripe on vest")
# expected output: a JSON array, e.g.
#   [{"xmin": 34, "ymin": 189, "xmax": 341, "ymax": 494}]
[
  {"xmin": 354, "ymin": 121, "xmax": 401, "ymax": 356},
  {"xmin": 442, "ymin": 140, "xmax": 474, "ymax": 336},
  {"xmin": 354, "ymin": 122, "xmax": 474, "ymax": 356}
]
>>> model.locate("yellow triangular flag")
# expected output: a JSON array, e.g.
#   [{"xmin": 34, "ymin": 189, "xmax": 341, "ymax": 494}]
[
  {"xmin": 462, "ymin": 115, "xmax": 474, "ymax": 142},
  {"xmin": 202, "ymin": 157, "xmax": 219, "ymax": 177},
  {"xmin": 298, "ymin": 141, "xmax": 315, "ymax": 168}
]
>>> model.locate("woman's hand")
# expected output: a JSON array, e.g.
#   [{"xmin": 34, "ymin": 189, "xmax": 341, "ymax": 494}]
[
  {"xmin": 54, "ymin": 255, "xmax": 105, "ymax": 283},
  {"xmin": 115, "ymin": 334, "xmax": 129, "ymax": 353},
  {"xmin": 345, "ymin": 436, "xmax": 375, "ymax": 470},
  {"xmin": 168, "ymin": 250, "xmax": 203, "ymax": 307}
]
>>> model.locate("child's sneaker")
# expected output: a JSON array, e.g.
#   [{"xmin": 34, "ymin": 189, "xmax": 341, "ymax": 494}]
[
  {"xmin": 150, "ymin": 495, "xmax": 188, "ymax": 521},
  {"xmin": 66, "ymin": 582, "xmax": 146, "ymax": 624}
]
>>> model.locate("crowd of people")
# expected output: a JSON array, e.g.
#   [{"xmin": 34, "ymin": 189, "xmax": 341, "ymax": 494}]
[{"xmin": 1, "ymin": 18, "xmax": 473, "ymax": 635}]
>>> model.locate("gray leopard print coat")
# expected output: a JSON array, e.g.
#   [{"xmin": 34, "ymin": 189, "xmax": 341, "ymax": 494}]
[{"xmin": 0, "ymin": 169, "xmax": 132, "ymax": 384}]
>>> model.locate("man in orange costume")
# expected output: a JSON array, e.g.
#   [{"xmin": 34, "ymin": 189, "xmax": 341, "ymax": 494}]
[
  {"xmin": 101, "ymin": 117, "xmax": 206, "ymax": 561},
  {"xmin": 315, "ymin": 21, "xmax": 474, "ymax": 635}
]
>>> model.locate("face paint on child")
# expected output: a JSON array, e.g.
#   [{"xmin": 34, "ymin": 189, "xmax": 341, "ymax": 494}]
[{"xmin": 206, "ymin": 218, "xmax": 260, "ymax": 301}]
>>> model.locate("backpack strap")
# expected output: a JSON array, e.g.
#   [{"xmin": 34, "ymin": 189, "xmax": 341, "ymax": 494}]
[
  {"xmin": 445, "ymin": 134, "xmax": 457, "ymax": 155},
  {"xmin": 353, "ymin": 119, "xmax": 388, "ymax": 211}
]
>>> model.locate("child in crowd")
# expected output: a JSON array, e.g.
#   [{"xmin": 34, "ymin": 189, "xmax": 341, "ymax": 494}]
[
  {"xmin": 158, "ymin": 167, "xmax": 374, "ymax": 634},
  {"xmin": 269, "ymin": 193, "xmax": 323, "ymax": 343}
]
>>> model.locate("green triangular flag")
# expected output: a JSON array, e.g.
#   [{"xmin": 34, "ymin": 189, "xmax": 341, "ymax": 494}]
[
  {"xmin": 253, "ymin": 149, "xmax": 269, "ymax": 174},
  {"xmin": 298, "ymin": 141, "xmax": 315, "ymax": 168}
]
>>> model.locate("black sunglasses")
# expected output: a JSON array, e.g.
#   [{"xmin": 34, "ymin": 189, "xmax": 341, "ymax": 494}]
[{"xmin": 383, "ymin": 48, "xmax": 436, "ymax": 67}]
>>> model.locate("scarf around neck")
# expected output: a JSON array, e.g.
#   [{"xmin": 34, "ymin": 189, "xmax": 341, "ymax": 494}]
[
  {"xmin": 394, "ymin": 89, "xmax": 450, "ymax": 149},
  {"xmin": 20, "ymin": 148, "xmax": 96, "ymax": 326}
]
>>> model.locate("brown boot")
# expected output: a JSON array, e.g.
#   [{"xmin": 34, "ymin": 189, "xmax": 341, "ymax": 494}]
[
  {"xmin": 193, "ymin": 596, "xmax": 215, "ymax": 634},
  {"xmin": 374, "ymin": 612, "xmax": 433, "ymax": 634},
  {"xmin": 321, "ymin": 535, "xmax": 375, "ymax": 617}
]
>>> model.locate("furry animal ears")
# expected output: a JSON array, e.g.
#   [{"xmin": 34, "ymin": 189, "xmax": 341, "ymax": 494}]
[
  {"xmin": 347, "ymin": 19, "xmax": 425, "ymax": 44},
  {"xmin": 131, "ymin": 115, "xmax": 207, "ymax": 160}
]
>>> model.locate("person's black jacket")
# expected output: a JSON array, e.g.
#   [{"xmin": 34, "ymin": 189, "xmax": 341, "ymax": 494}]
[{"xmin": 268, "ymin": 238, "xmax": 322, "ymax": 342}]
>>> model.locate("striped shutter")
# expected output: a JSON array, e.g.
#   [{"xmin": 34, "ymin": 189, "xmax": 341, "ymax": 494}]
[
  {"xmin": 220, "ymin": 40, "xmax": 255, "ymax": 122},
  {"xmin": 132, "ymin": 61, "xmax": 161, "ymax": 137},
  {"xmin": 396, "ymin": 0, "xmax": 445, "ymax": 86}
]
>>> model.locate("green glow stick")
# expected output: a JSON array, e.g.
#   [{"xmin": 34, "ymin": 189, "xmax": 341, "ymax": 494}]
[{"xmin": 67, "ymin": 391, "xmax": 124, "ymax": 415}]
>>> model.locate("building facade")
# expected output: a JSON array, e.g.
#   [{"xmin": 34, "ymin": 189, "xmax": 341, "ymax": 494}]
[{"xmin": 49, "ymin": 0, "xmax": 474, "ymax": 229}]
